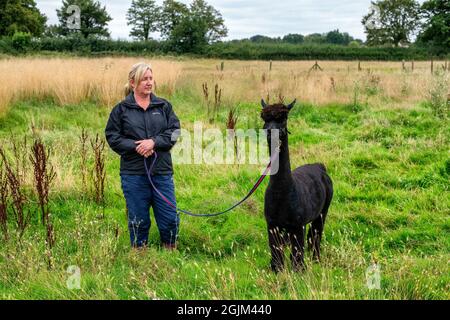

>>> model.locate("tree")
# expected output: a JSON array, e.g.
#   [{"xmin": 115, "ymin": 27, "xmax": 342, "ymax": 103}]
[
  {"xmin": 126, "ymin": 0, "xmax": 160, "ymax": 41},
  {"xmin": 162, "ymin": 0, "xmax": 228, "ymax": 53},
  {"xmin": 158, "ymin": 0, "xmax": 189, "ymax": 40},
  {"xmin": 56, "ymin": 0, "xmax": 112, "ymax": 38},
  {"xmin": 326, "ymin": 30, "xmax": 344, "ymax": 45},
  {"xmin": 283, "ymin": 33, "xmax": 304, "ymax": 44},
  {"xmin": 417, "ymin": 0, "xmax": 450, "ymax": 48},
  {"xmin": 250, "ymin": 35, "xmax": 277, "ymax": 43},
  {"xmin": 170, "ymin": 14, "xmax": 208, "ymax": 53},
  {"xmin": 325, "ymin": 29, "xmax": 354, "ymax": 45},
  {"xmin": 189, "ymin": 0, "xmax": 227, "ymax": 43},
  {"xmin": 0, "ymin": 0, "xmax": 47, "ymax": 36},
  {"xmin": 304, "ymin": 33, "xmax": 325, "ymax": 44},
  {"xmin": 362, "ymin": 0, "xmax": 421, "ymax": 47}
]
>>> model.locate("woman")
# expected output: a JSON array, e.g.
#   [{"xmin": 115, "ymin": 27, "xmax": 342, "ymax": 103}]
[{"xmin": 105, "ymin": 62, "xmax": 180, "ymax": 249}]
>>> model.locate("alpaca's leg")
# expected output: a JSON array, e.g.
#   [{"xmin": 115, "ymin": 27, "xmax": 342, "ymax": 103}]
[
  {"xmin": 309, "ymin": 213, "xmax": 326, "ymax": 262},
  {"xmin": 290, "ymin": 226, "xmax": 305, "ymax": 271},
  {"xmin": 313, "ymin": 217, "xmax": 323, "ymax": 261},
  {"xmin": 307, "ymin": 225, "xmax": 314, "ymax": 252},
  {"xmin": 308, "ymin": 176, "xmax": 332, "ymax": 261},
  {"xmin": 268, "ymin": 226, "xmax": 284, "ymax": 272},
  {"xmin": 312, "ymin": 186, "xmax": 332, "ymax": 261}
]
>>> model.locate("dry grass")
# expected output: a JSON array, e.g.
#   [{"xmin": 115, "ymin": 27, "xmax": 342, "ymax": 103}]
[
  {"xmin": 0, "ymin": 57, "xmax": 183, "ymax": 113},
  {"xmin": 175, "ymin": 59, "xmax": 444, "ymax": 109},
  {"xmin": 0, "ymin": 58, "xmax": 445, "ymax": 118}
]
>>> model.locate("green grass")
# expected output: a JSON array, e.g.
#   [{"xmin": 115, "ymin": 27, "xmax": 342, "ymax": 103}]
[{"xmin": 0, "ymin": 94, "xmax": 449, "ymax": 300}]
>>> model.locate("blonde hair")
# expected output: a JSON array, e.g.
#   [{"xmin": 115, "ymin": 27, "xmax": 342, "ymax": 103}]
[{"xmin": 124, "ymin": 62, "xmax": 153, "ymax": 97}]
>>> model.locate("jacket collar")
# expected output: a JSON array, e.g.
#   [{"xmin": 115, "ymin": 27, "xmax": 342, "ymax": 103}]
[{"xmin": 122, "ymin": 92, "xmax": 165, "ymax": 109}]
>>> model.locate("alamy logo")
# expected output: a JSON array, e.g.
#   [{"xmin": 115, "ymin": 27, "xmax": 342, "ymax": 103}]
[
  {"xmin": 66, "ymin": 265, "xmax": 81, "ymax": 290},
  {"xmin": 169, "ymin": 123, "xmax": 281, "ymax": 175},
  {"xmin": 366, "ymin": 263, "xmax": 381, "ymax": 290},
  {"xmin": 66, "ymin": 5, "xmax": 81, "ymax": 30}
]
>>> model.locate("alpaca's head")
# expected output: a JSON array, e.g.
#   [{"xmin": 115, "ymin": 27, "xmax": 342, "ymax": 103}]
[{"xmin": 260, "ymin": 99, "xmax": 296, "ymax": 139}]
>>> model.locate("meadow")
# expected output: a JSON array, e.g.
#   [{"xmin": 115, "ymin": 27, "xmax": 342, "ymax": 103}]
[{"xmin": 0, "ymin": 57, "xmax": 448, "ymax": 299}]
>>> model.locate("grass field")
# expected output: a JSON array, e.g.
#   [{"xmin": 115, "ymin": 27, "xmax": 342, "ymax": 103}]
[{"xmin": 0, "ymin": 57, "xmax": 448, "ymax": 300}]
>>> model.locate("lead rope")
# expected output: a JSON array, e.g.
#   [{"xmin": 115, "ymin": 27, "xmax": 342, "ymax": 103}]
[{"xmin": 144, "ymin": 151, "xmax": 276, "ymax": 218}]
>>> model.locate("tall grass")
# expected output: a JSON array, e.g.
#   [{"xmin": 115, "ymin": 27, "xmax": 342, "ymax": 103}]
[
  {"xmin": 0, "ymin": 57, "xmax": 183, "ymax": 115},
  {"xmin": 176, "ymin": 59, "xmax": 441, "ymax": 109},
  {"xmin": 0, "ymin": 58, "xmax": 446, "ymax": 119},
  {"xmin": 427, "ymin": 71, "xmax": 449, "ymax": 118}
]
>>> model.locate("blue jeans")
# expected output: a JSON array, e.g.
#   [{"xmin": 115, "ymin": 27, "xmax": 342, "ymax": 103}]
[{"xmin": 120, "ymin": 174, "xmax": 179, "ymax": 247}]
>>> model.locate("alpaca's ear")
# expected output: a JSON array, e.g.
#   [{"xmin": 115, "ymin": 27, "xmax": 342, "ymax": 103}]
[
  {"xmin": 287, "ymin": 99, "xmax": 297, "ymax": 110},
  {"xmin": 261, "ymin": 99, "xmax": 268, "ymax": 109}
]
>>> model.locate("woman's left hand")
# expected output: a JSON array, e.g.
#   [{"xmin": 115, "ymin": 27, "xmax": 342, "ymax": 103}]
[{"xmin": 135, "ymin": 139, "xmax": 155, "ymax": 156}]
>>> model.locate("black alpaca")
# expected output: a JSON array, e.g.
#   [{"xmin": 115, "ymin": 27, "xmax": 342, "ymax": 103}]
[{"xmin": 261, "ymin": 99, "xmax": 333, "ymax": 272}]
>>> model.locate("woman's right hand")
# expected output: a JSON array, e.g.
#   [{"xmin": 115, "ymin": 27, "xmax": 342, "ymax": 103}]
[
  {"xmin": 143, "ymin": 149, "xmax": 154, "ymax": 158},
  {"xmin": 135, "ymin": 139, "xmax": 155, "ymax": 158},
  {"xmin": 135, "ymin": 139, "xmax": 155, "ymax": 155}
]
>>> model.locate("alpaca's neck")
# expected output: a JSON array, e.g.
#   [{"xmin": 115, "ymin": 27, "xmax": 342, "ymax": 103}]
[{"xmin": 268, "ymin": 134, "xmax": 293, "ymax": 191}]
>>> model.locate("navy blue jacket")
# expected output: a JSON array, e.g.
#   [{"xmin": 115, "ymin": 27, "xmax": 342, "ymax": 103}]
[{"xmin": 105, "ymin": 92, "xmax": 180, "ymax": 175}]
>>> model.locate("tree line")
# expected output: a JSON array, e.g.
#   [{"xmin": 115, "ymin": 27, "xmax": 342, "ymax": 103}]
[
  {"xmin": 242, "ymin": 31, "xmax": 363, "ymax": 47},
  {"xmin": 0, "ymin": 0, "xmax": 448, "ymax": 56}
]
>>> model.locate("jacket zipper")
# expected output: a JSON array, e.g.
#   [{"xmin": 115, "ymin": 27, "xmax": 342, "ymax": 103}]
[{"xmin": 143, "ymin": 108, "xmax": 149, "ymax": 139}]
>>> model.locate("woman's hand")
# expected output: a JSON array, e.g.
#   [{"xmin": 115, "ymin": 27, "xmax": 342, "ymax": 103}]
[
  {"xmin": 143, "ymin": 149, "xmax": 154, "ymax": 158},
  {"xmin": 135, "ymin": 139, "xmax": 155, "ymax": 157}
]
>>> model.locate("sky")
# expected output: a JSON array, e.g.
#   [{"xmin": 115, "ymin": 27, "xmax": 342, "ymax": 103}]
[{"xmin": 35, "ymin": 0, "xmax": 390, "ymax": 41}]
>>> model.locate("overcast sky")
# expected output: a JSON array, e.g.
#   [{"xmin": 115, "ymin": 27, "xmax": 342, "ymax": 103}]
[{"xmin": 35, "ymin": 0, "xmax": 395, "ymax": 41}]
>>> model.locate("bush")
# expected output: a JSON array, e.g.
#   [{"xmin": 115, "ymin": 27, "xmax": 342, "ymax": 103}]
[
  {"xmin": 205, "ymin": 41, "xmax": 446, "ymax": 61},
  {"xmin": 0, "ymin": 35, "xmax": 448, "ymax": 60},
  {"xmin": 11, "ymin": 32, "xmax": 32, "ymax": 52},
  {"xmin": 428, "ymin": 71, "xmax": 449, "ymax": 119},
  {"xmin": 35, "ymin": 36, "xmax": 166, "ymax": 55},
  {"xmin": 0, "ymin": 37, "xmax": 14, "ymax": 54}
]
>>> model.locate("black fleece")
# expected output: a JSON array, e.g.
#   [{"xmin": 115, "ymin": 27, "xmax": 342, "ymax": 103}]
[{"xmin": 105, "ymin": 92, "xmax": 180, "ymax": 175}]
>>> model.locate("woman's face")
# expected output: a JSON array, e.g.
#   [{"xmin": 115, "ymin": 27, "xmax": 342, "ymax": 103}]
[{"xmin": 132, "ymin": 69, "xmax": 153, "ymax": 96}]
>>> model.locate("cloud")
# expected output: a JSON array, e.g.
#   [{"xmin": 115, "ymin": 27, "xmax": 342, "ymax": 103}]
[{"xmin": 36, "ymin": 0, "xmax": 381, "ymax": 40}]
